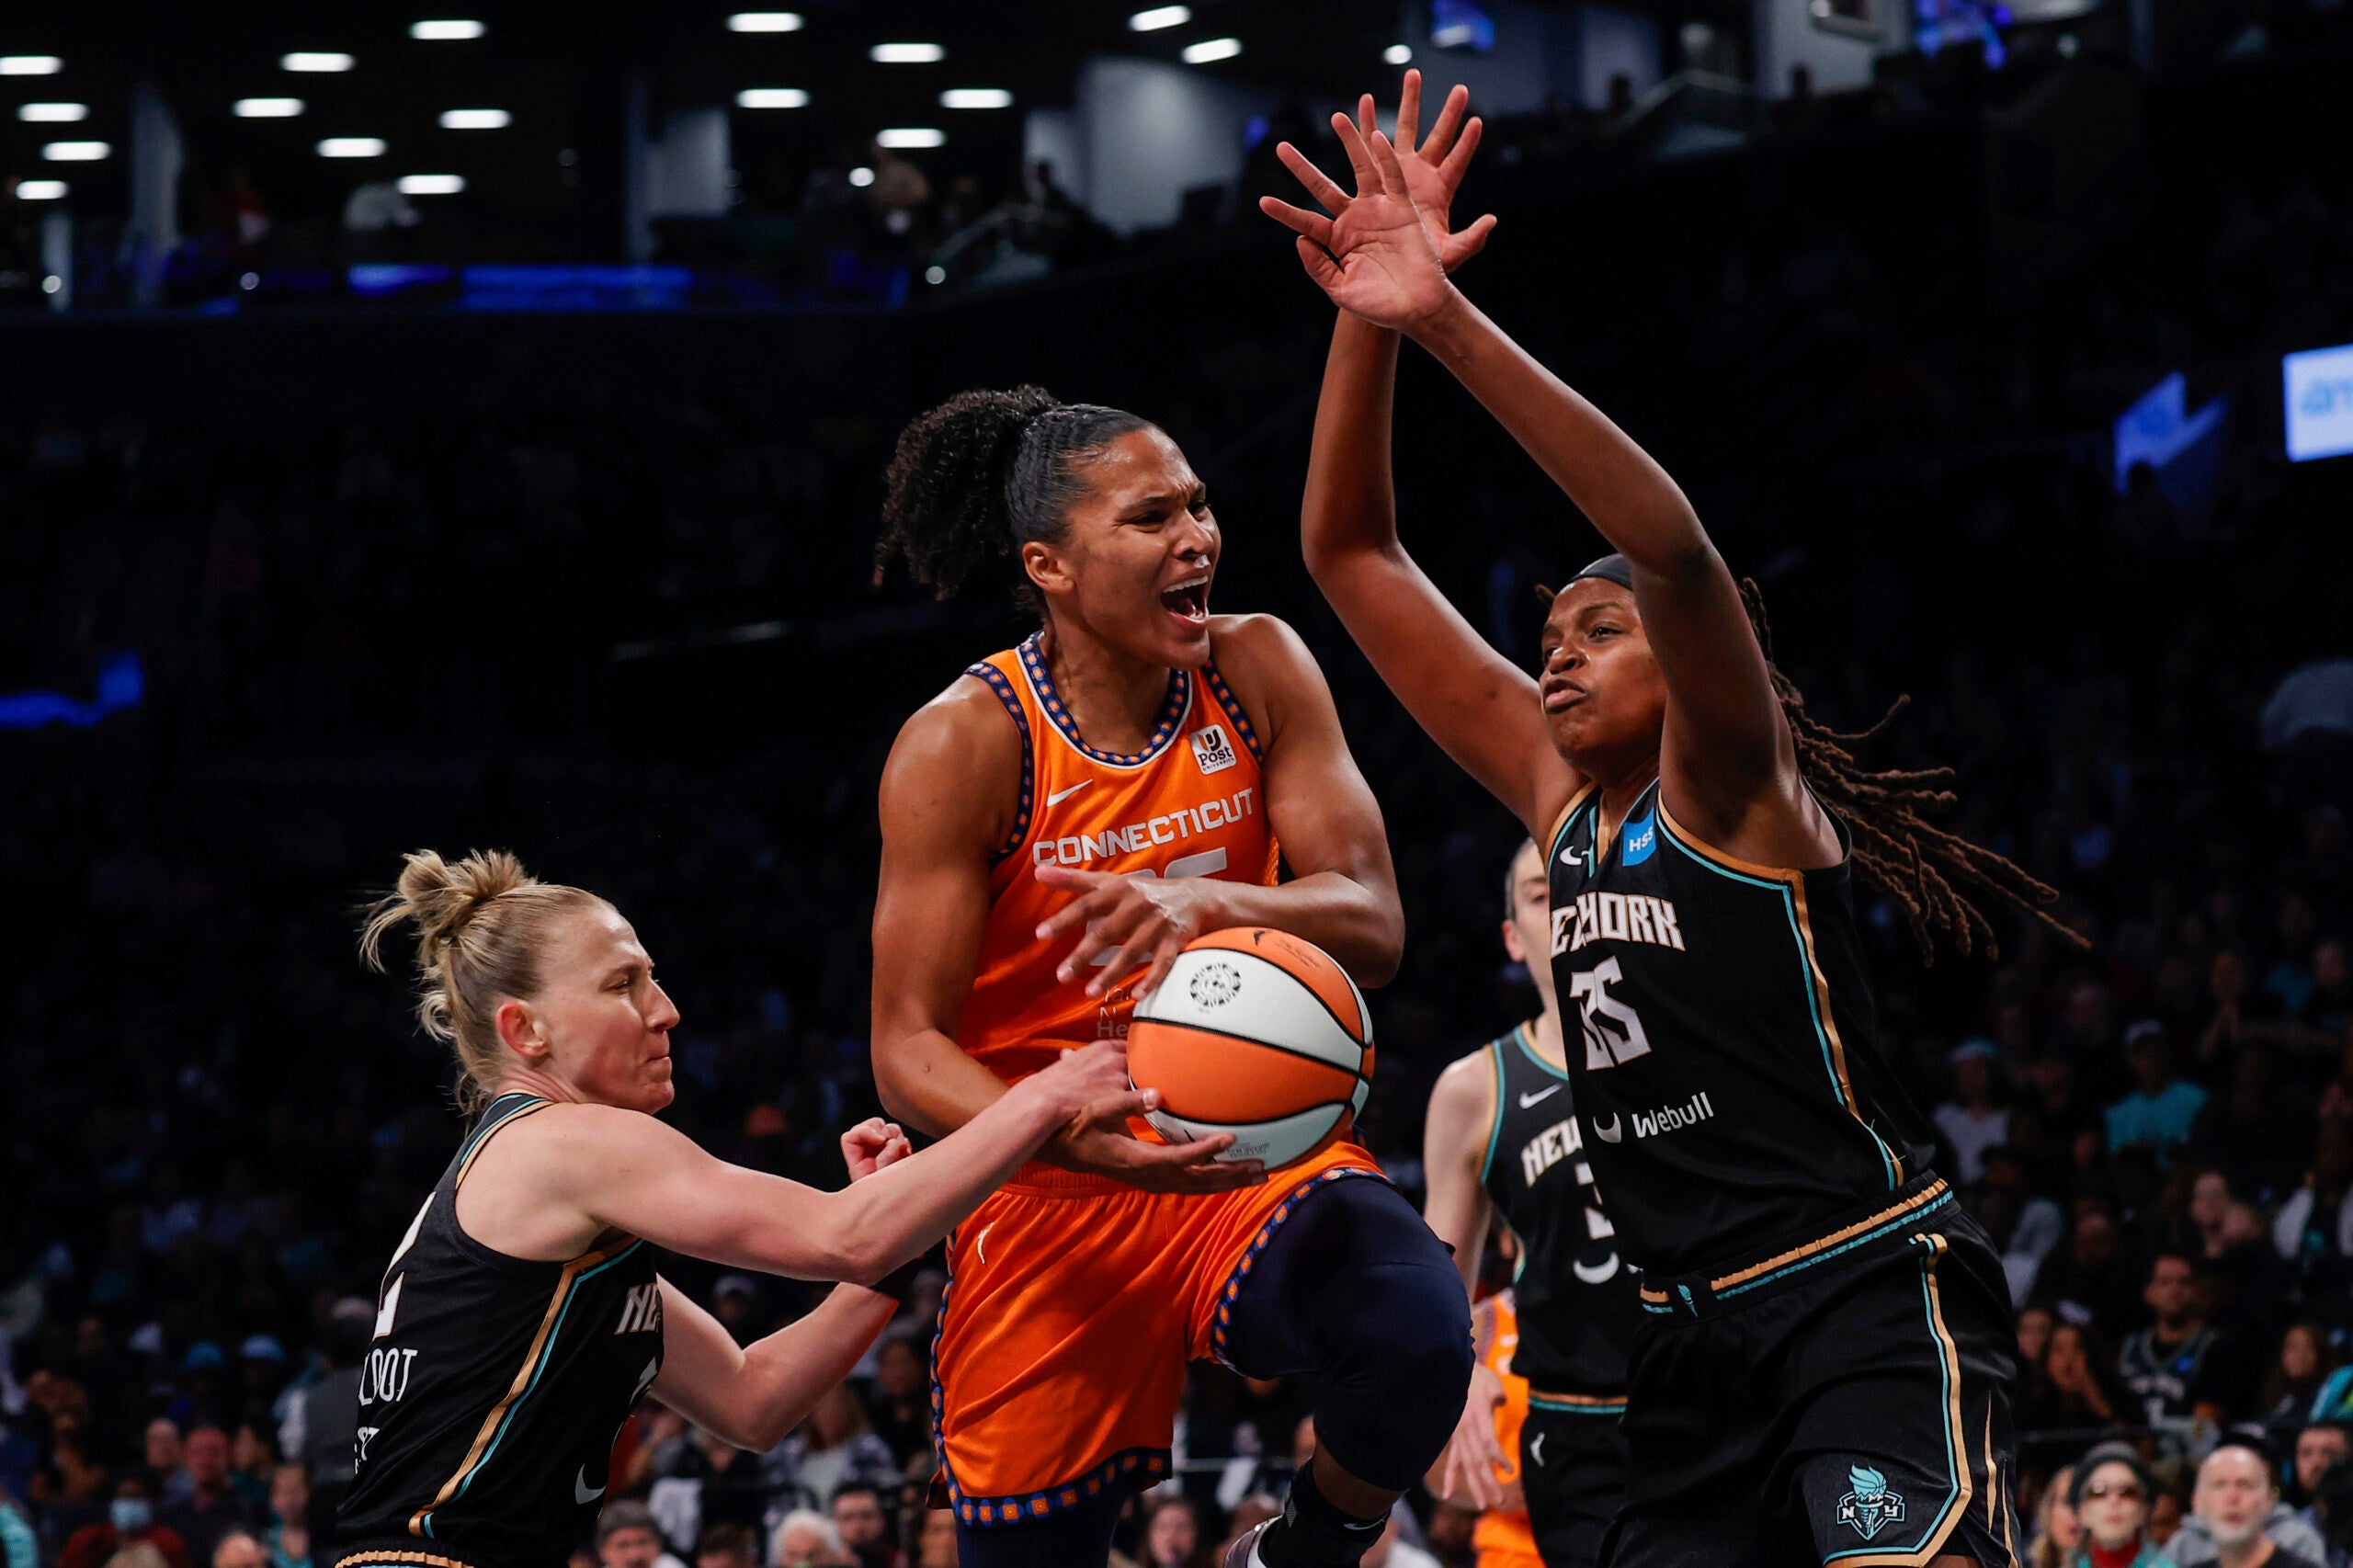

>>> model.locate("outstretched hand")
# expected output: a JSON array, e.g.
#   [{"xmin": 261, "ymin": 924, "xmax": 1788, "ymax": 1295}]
[{"xmin": 1259, "ymin": 72, "xmax": 1493, "ymax": 329}]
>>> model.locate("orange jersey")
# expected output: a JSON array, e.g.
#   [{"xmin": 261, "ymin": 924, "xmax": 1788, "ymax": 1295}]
[
  {"xmin": 1472, "ymin": 1292, "xmax": 1543, "ymax": 1568},
  {"xmin": 958, "ymin": 631, "xmax": 1280, "ymax": 1084}
]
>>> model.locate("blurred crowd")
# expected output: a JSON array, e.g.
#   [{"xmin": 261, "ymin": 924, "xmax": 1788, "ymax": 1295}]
[{"xmin": 5, "ymin": 28, "xmax": 2353, "ymax": 1568}]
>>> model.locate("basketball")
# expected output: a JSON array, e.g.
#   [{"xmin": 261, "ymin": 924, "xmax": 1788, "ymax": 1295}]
[{"xmin": 1128, "ymin": 927, "xmax": 1375, "ymax": 1169}]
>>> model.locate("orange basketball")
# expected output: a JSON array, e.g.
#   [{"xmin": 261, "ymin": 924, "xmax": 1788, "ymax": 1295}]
[{"xmin": 1128, "ymin": 927, "xmax": 1375, "ymax": 1169}]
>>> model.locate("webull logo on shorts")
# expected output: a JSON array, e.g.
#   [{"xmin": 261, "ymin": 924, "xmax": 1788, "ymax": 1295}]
[
  {"xmin": 1631, "ymin": 1090, "xmax": 1713, "ymax": 1140},
  {"xmin": 1835, "ymin": 1465, "xmax": 1906, "ymax": 1541}
]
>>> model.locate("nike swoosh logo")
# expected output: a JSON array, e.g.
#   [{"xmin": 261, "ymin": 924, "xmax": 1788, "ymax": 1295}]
[
  {"xmin": 974, "ymin": 1222, "xmax": 995, "ymax": 1267},
  {"xmin": 1045, "ymin": 780, "xmax": 1093, "ymax": 806},
  {"xmin": 1590, "ymin": 1113, "xmax": 1622, "ymax": 1143},
  {"xmin": 1519, "ymin": 1086, "xmax": 1562, "ymax": 1108},
  {"xmin": 1529, "ymin": 1432, "xmax": 1546, "ymax": 1468},
  {"xmin": 574, "ymin": 1467, "xmax": 605, "ymax": 1506}
]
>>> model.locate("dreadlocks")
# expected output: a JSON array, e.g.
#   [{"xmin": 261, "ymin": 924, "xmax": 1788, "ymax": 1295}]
[{"xmin": 1736, "ymin": 577, "xmax": 2076, "ymax": 962}]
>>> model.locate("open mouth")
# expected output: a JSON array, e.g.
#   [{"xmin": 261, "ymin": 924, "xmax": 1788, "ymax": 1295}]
[{"xmin": 1159, "ymin": 573, "xmax": 1211, "ymax": 625}]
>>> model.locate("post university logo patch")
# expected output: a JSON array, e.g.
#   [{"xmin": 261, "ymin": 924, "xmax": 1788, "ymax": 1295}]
[
  {"xmin": 1835, "ymin": 1465, "xmax": 1905, "ymax": 1541},
  {"xmin": 1190, "ymin": 724, "xmax": 1237, "ymax": 776}
]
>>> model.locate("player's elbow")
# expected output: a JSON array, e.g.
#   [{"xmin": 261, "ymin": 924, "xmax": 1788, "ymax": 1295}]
[{"xmin": 1350, "ymin": 911, "xmax": 1405, "ymax": 989}]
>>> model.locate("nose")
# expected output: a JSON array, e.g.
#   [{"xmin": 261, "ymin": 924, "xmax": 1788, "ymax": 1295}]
[{"xmin": 646, "ymin": 982, "xmax": 681, "ymax": 1032}]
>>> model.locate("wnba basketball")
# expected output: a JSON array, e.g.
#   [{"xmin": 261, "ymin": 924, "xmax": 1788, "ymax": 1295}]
[{"xmin": 1129, "ymin": 928, "xmax": 1375, "ymax": 1169}]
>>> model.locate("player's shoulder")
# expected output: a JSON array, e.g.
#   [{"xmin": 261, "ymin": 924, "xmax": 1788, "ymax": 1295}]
[
  {"xmin": 887, "ymin": 668, "xmax": 1027, "ymax": 772},
  {"xmin": 1427, "ymin": 1041, "xmax": 1502, "ymax": 1134},
  {"xmin": 1208, "ymin": 611, "xmax": 1311, "ymax": 671}
]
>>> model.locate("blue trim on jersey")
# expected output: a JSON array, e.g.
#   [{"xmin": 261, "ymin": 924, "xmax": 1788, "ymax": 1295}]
[
  {"xmin": 1527, "ymin": 1395, "xmax": 1629, "ymax": 1415},
  {"xmin": 1201, "ymin": 660, "xmax": 1263, "ymax": 761},
  {"xmin": 963, "ymin": 661, "xmax": 1035, "ymax": 864},
  {"xmin": 1712, "ymin": 1190, "xmax": 1952, "ymax": 1301},
  {"xmin": 1821, "ymin": 1236, "xmax": 1961, "ymax": 1562},
  {"xmin": 1511, "ymin": 1022, "xmax": 1568, "ymax": 1082},
  {"xmin": 1210, "ymin": 1166, "xmax": 1385, "ymax": 1368},
  {"xmin": 1657, "ymin": 822, "xmax": 1900, "ymax": 1193},
  {"xmin": 441, "ymin": 1242, "xmax": 646, "ymax": 1518},
  {"xmin": 1479, "ymin": 1040, "xmax": 1509, "ymax": 1187},
  {"xmin": 1017, "ymin": 631, "xmax": 1191, "ymax": 768}
]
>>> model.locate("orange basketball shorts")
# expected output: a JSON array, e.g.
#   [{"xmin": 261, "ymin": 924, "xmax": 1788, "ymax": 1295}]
[{"xmin": 929, "ymin": 1142, "xmax": 1382, "ymax": 1526}]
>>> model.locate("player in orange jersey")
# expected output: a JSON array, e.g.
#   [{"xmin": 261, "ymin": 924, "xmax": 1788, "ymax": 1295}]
[
  {"xmin": 865, "ymin": 85, "xmax": 1495, "ymax": 1568},
  {"xmin": 1468, "ymin": 1292, "xmax": 1543, "ymax": 1568}
]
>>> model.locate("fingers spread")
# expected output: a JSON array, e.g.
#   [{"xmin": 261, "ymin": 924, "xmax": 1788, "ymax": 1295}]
[
  {"xmin": 1332, "ymin": 112, "xmax": 1381, "ymax": 190},
  {"xmin": 1366, "ymin": 130, "xmax": 1411, "ymax": 198},
  {"xmin": 1424, "ymin": 84, "xmax": 1470, "ymax": 161},
  {"xmin": 1395, "ymin": 67, "xmax": 1424, "ymax": 153},
  {"xmin": 1437, "ymin": 114, "xmax": 1484, "ymax": 187},
  {"xmin": 1259, "ymin": 196, "xmax": 1336, "ymax": 250},
  {"xmin": 1273, "ymin": 142, "xmax": 1351, "ymax": 214},
  {"xmin": 1295, "ymin": 235, "xmax": 1345, "ymax": 292}
]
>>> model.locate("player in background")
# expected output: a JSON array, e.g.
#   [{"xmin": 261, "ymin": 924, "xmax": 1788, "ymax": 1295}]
[
  {"xmin": 1264, "ymin": 96, "xmax": 2073, "ymax": 1566},
  {"xmin": 335, "ymin": 850, "xmax": 1144, "ymax": 1568},
  {"xmin": 1467, "ymin": 1291, "xmax": 1542, "ymax": 1568},
  {"xmin": 866, "ymin": 81, "xmax": 1498, "ymax": 1568},
  {"xmin": 1422, "ymin": 840, "xmax": 1641, "ymax": 1568}
]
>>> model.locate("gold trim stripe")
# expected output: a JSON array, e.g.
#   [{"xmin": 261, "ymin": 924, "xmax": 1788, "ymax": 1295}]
[
  {"xmin": 407, "ymin": 1239, "xmax": 620, "ymax": 1537},
  {"xmin": 1835, "ymin": 1235, "xmax": 1971, "ymax": 1568},
  {"xmin": 452, "ymin": 1098, "xmax": 551, "ymax": 1191},
  {"xmin": 1656, "ymin": 803, "xmax": 1903, "ymax": 1187},
  {"xmin": 1524, "ymin": 1387, "xmax": 1625, "ymax": 1407},
  {"xmin": 1544, "ymin": 784, "xmax": 1597, "ymax": 861},
  {"xmin": 1706, "ymin": 1180, "xmax": 1949, "ymax": 1294},
  {"xmin": 338, "ymin": 1552, "xmax": 481, "ymax": 1568}
]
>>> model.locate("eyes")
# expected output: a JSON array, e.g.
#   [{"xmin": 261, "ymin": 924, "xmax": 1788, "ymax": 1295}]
[{"xmin": 1120, "ymin": 492, "xmax": 1214, "ymax": 528}]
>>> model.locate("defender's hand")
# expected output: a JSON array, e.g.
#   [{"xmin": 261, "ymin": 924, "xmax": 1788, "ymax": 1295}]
[
  {"xmin": 1428, "ymin": 1359, "xmax": 1509, "ymax": 1509},
  {"xmin": 839, "ymin": 1118, "xmax": 914, "ymax": 1181},
  {"xmin": 1358, "ymin": 70, "xmax": 1495, "ymax": 273},
  {"xmin": 1042, "ymin": 1112, "xmax": 1269, "ymax": 1194},
  {"xmin": 1258, "ymin": 117, "xmax": 1459, "ymax": 331}
]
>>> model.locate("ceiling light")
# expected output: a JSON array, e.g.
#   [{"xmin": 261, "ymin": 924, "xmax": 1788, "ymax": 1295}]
[
  {"xmin": 727, "ymin": 12, "xmax": 803, "ymax": 30},
  {"xmin": 1384, "ymin": 44, "xmax": 1414, "ymax": 64},
  {"xmin": 409, "ymin": 20, "xmax": 485, "ymax": 40},
  {"xmin": 736, "ymin": 88, "xmax": 809, "ymax": 108},
  {"xmin": 397, "ymin": 174, "xmax": 465, "ymax": 195},
  {"xmin": 438, "ymin": 108, "xmax": 510, "ymax": 129},
  {"xmin": 1130, "ymin": 6, "xmax": 1191, "ymax": 29},
  {"xmin": 847, "ymin": 165, "xmax": 874, "ymax": 187},
  {"xmin": 1180, "ymin": 38, "xmax": 1243, "ymax": 64},
  {"xmin": 41, "ymin": 141, "xmax": 108, "ymax": 161},
  {"xmin": 870, "ymin": 42, "xmax": 944, "ymax": 63},
  {"xmin": 282, "ymin": 53, "xmax": 355, "ymax": 73},
  {"xmin": 938, "ymin": 88, "xmax": 1011, "ymax": 109},
  {"xmin": 0, "ymin": 57, "xmax": 62, "ymax": 75},
  {"xmin": 15, "ymin": 178, "xmax": 66, "ymax": 199},
  {"xmin": 876, "ymin": 128, "xmax": 944, "ymax": 149},
  {"xmin": 317, "ymin": 137, "xmax": 386, "ymax": 158},
  {"xmin": 234, "ymin": 98, "xmax": 305, "ymax": 117},
  {"xmin": 17, "ymin": 103, "xmax": 85, "ymax": 121}
]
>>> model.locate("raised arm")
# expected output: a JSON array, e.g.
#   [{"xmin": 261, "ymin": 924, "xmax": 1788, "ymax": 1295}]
[{"xmin": 1266, "ymin": 114, "xmax": 1828, "ymax": 862}]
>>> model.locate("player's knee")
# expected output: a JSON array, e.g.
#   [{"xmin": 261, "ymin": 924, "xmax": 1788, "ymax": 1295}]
[{"xmin": 1316, "ymin": 1256, "xmax": 1472, "ymax": 1490}]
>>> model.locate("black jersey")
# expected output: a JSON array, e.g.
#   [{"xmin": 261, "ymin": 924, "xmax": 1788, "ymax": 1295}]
[
  {"xmin": 1544, "ymin": 779, "xmax": 1935, "ymax": 1278},
  {"xmin": 1477, "ymin": 1023, "xmax": 1642, "ymax": 1397},
  {"xmin": 338, "ymin": 1095, "xmax": 665, "ymax": 1568}
]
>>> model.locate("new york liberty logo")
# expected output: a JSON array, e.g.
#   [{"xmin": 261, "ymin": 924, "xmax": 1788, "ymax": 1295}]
[{"xmin": 1835, "ymin": 1465, "xmax": 1906, "ymax": 1541}]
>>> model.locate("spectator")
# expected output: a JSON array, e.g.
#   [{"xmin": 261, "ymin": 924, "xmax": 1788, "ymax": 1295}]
[
  {"xmin": 140, "ymin": 1422, "xmax": 187, "ymax": 1506},
  {"xmin": 829, "ymin": 1482, "xmax": 898, "ymax": 1568},
  {"xmin": 2020, "ymin": 1320, "xmax": 2126, "ymax": 1449},
  {"xmin": 2291, "ymin": 1426, "xmax": 2349, "ymax": 1529},
  {"xmin": 770, "ymin": 1509, "xmax": 851, "ymax": 1568},
  {"xmin": 692, "ymin": 1521, "xmax": 758, "ymax": 1568},
  {"xmin": 261, "ymin": 1468, "xmax": 309, "ymax": 1568},
  {"xmin": 2034, "ymin": 1212, "xmax": 2146, "ymax": 1335},
  {"xmin": 1937, "ymin": 1039, "xmax": 2012, "ymax": 1184},
  {"xmin": 60, "ymin": 1481, "xmax": 191, "ymax": 1568},
  {"xmin": 2165, "ymin": 1440, "xmax": 2328, "ymax": 1567},
  {"xmin": 597, "ymin": 1503, "xmax": 682, "ymax": 1568},
  {"xmin": 159, "ymin": 1425, "xmax": 256, "ymax": 1568},
  {"xmin": 911, "ymin": 1511, "xmax": 957, "ymax": 1568},
  {"xmin": 651, "ymin": 1426, "xmax": 769, "ymax": 1534},
  {"xmin": 2260, "ymin": 1326, "xmax": 2337, "ymax": 1449},
  {"xmin": 2069, "ymin": 1442, "xmax": 2164, "ymax": 1567},
  {"xmin": 772, "ymin": 1386, "xmax": 897, "ymax": 1517},
  {"xmin": 278, "ymin": 1299, "xmax": 370, "ymax": 1536},
  {"xmin": 861, "ymin": 1337, "xmax": 930, "ymax": 1470},
  {"xmin": 2109, "ymin": 1022, "xmax": 2210, "ymax": 1167},
  {"xmin": 2119, "ymin": 1256, "xmax": 2223, "ymax": 1425},
  {"xmin": 212, "ymin": 1531, "xmax": 267, "ymax": 1568},
  {"xmin": 1141, "ymin": 1497, "xmax": 1204, "ymax": 1568},
  {"xmin": 1989, "ymin": 1149, "xmax": 2068, "ymax": 1304},
  {"xmin": 2273, "ymin": 1128, "xmax": 2353, "ymax": 1303},
  {"xmin": 1, "ymin": 1488, "xmax": 38, "ymax": 1568}
]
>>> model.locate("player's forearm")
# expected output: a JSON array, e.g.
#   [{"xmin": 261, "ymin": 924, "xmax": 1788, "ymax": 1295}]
[
  {"xmin": 1300, "ymin": 312, "xmax": 1406, "ymax": 574},
  {"xmin": 1190, "ymin": 869, "xmax": 1403, "ymax": 988},
  {"xmin": 810, "ymin": 1076, "xmax": 1063, "ymax": 1282},
  {"xmin": 872, "ymin": 1022, "xmax": 1013, "ymax": 1138},
  {"xmin": 1408, "ymin": 290, "xmax": 1709, "ymax": 577},
  {"xmin": 723, "ymin": 1285, "xmax": 898, "ymax": 1450}
]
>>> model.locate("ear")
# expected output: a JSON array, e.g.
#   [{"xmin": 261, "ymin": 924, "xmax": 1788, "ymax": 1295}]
[
  {"xmin": 494, "ymin": 998, "xmax": 548, "ymax": 1062},
  {"xmin": 1020, "ymin": 538, "xmax": 1076, "ymax": 602},
  {"xmin": 1500, "ymin": 917, "xmax": 1528, "ymax": 965}
]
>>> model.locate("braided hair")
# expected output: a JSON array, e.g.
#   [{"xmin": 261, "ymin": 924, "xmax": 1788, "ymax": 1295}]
[
  {"xmin": 1735, "ymin": 578, "xmax": 2074, "ymax": 962},
  {"xmin": 877, "ymin": 385, "xmax": 1151, "ymax": 608}
]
